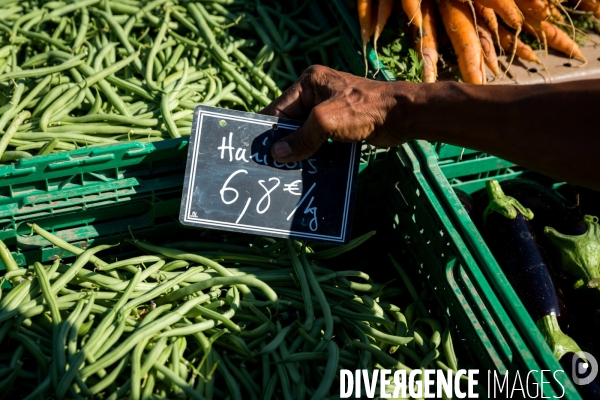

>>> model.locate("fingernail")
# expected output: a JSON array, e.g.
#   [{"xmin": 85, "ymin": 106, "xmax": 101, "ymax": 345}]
[{"xmin": 272, "ymin": 141, "xmax": 292, "ymax": 159}]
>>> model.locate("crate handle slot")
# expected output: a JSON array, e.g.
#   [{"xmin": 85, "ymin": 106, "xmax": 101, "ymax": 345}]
[
  {"xmin": 126, "ymin": 147, "xmax": 154, "ymax": 157},
  {"xmin": 47, "ymin": 154, "xmax": 116, "ymax": 170},
  {"xmin": 2, "ymin": 166, "xmax": 37, "ymax": 177}
]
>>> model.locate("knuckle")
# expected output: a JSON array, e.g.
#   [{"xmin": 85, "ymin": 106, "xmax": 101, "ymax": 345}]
[
  {"xmin": 310, "ymin": 107, "xmax": 331, "ymax": 133},
  {"xmin": 302, "ymin": 65, "xmax": 330, "ymax": 82}
]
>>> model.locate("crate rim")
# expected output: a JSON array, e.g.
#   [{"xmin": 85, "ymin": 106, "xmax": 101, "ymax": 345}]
[{"xmin": 411, "ymin": 139, "xmax": 582, "ymax": 399}]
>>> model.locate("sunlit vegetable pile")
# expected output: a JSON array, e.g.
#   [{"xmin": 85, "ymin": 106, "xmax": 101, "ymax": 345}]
[
  {"xmin": 359, "ymin": 0, "xmax": 595, "ymax": 83},
  {"xmin": 0, "ymin": 0, "xmax": 340, "ymax": 161},
  {"xmin": 0, "ymin": 226, "xmax": 469, "ymax": 399}
]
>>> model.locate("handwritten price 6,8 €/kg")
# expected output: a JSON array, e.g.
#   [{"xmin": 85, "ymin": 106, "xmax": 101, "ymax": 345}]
[
  {"xmin": 220, "ymin": 170, "xmax": 319, "ymax": 231},
  {"xmin": 217, "ymin": 131, "xmax": 319, "ymax": 231}
]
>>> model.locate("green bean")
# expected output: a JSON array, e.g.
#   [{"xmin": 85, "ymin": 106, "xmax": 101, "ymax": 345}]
[
  {"xmin": 8, "ymin": 331, "xmax": 48, "ymax": 377},
  {"xmin": 122, "ymin": 0, "xmax": 168, "ymax": 36},
  {"xmin": 157, "ymin": 275, "xmax": 277, "ymax": 307},
  {"xmin": 263, "ymin": 372, "xmax": 278, "ymax": 400},
  {"xmin": 260, "ymin": 323, "xmax": 295, "ymax": 355},
  {"xmin": 154, "ymin": 360, "xmax": 206, "ymax": 400},
  {"xmin": 130, "ymin": 240, "xmax": 256, "ymax": 300},
  {"xmin": 239, "ymin": 319, "xmax": 272, "ymax": 338},
  {"xmin": 55, "ymin": 268, "xmax": 140, "ymax": 398},
  {"xmin": 89, "ymin": 355, "xmax": 129, "ymax": 395},
  {"xmin": 93, "ymin": 316, "xmax": 127, "ymax": 362},
  {"xmin": 73, "ymin": 8, "xmax": 89, "ymax": 53},
  {"xmin": 355, "ymin": 320, "xmax": 414, "ymax": 346},
  {"xmin": 187, "ymin": 3, "xmax": 229, "ymax": 62},
  {"xmin": 277, "ymin": 334, "xmax": 301, "ymax": 385},
  {"xmin": 16, "ymin": 28, "xmax": 71, "ymax": 52},
  {"xmin": 0, "ymin": 78, "xmax": 24, "ymax": 131},
  {"xmin": 81, "ymin": 294, "xmax": 216, "ymax": 379},
  {"xmin": 0, "ymin": 358, "xmax": 21, "ymax": 393},
  {"xmin": 308, "ymin": 340, "xmax": 339, "ymax": 400},
  {"xmin": 271, "ymin": 350, "xmax": 293, "ymax": 400},
  {"xmin": 285, "ymin": 240, "xmax": 314, "ymax": 331},
  {"xmin": 161, "ymin": 91, "xmax": 179, "ymax": 138},
  {"xmin": 300, "ymin": 244, "xmax": 333, "ymax": 341},
  {"xmin": 28, "ymin": 224, "xmax": 115, "ymax": 276},
  {"xmin": 412, "ymin": 327, "xmax": 430, "ymax": 355},
  {"xmin": 353, "ymin": 341, "xmax": 413, "ymax": 374},
  {"xmin": 33, "ymin": 261, "xmax": 63, "ymax": 387},
  {"xmin": 48, "ymin": 0, "xmax": 99, "ymax": 17},
  {"xmin": 90, "ymin": 8, "xmax": 142, "ymax": 71},
  {"xmin": 442, "ymin": 318, "xmax": 458, "ymax": 371},
  {"xmin": 50, "ymin": 245, "xmax": 115, "ymax": 294},
  {"xmin": 68, "ymin": 294, "xmax": 95, "ymax": 359},
  {"xmin": 129, "ymin": 337, "xmax": 150, "ymax": 400},
  {"xmin": 390, "ymin": 255, "xmax": 429, "ymax": 317},
  {"xmin": 145, "ymin": 9, "xmax": 170, "ymax": 92},
  {"xmin": 0, "ymin": 240, "xmax": 20, "ymax": 286},
  {"xmin": 157, "ymin": 43, "xmax": 185, "ymax": 84},
  {"xmin": 31, "ymin": 82, "xmax": 73, "ymax": 118},
  {"xmin": 21, "ymin": 374, "xmax": 51, "ymax": 400},
  {"xmin": 222, "ymin": 352, "xmax": 258, "ymax": 400}
]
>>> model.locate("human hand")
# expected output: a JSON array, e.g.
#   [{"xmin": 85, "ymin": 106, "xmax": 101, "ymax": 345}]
[{"xmin": 260, "ymin": 65, "xmax": 408, "ymax": 163}]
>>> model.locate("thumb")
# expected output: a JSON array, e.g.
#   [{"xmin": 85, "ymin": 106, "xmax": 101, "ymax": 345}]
[{"xmin": 270, "ymin": 109, "xmax": 328, "ymax": 163}]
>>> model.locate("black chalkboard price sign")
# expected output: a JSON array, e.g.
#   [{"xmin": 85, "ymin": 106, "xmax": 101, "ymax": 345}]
[{"xmin": 179, "ymin": 106, "xmax": 360, "ymax": 244}]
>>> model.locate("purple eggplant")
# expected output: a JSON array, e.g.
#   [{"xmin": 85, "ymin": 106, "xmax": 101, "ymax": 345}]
[
  {"xmin": 499, "ymin": 179, "xmax": 600, "ymax": 291},
  {"xmin": 482, "ymin": 180, "xmax": 581, "ymax": 360},
  {"xmin": 559, "ymin": 352, "xmax": 600, "ymax": 399},
  {"xmin": 501, "ymin": 179, "xmax": 586, "ymax": 236}
]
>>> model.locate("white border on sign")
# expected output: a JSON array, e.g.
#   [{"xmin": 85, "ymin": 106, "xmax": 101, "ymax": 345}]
[{"xmin": 182, "ymin": 109, "xmax": 358, "ymax": 243}]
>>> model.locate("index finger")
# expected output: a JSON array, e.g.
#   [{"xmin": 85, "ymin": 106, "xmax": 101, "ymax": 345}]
[{"xmin": 259, "ymin": 69, "xmax": 317, "ymax": 120}]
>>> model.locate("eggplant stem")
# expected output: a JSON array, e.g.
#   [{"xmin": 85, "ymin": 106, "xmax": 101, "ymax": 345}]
[
  {"xmin": 544, "ymin": 215, "xmax": 600, "ymax": 284},
  {"xmin": 536, "ymin": 314, "xmax": 581, "ymax": 361},
  {"xmin": 483, "ymin": 180, "xmax": 534, "ymax": 224}
]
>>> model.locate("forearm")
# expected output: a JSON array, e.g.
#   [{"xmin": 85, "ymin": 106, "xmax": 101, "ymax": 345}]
[{"xmin": 392, "ymin": 80, "xmax": 600, "ymax": 189}]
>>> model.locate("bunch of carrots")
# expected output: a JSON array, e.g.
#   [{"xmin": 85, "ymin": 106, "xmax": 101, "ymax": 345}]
[{"xmin": 358, "ymin": 0, "xmax": 595, "ymax": 84}]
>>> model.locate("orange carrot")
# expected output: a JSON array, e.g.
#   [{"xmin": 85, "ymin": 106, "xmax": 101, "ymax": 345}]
[
  {"xmin": 358, "ymin": 0, "xmax": 374, "ymax": 76},
  {"xmin": 416, "ymin": 0, "xmax": 439, "ymax": 82},
  {"xmin": 369, "ymin": 2, "xmax": 378, "ymax": 38},
  {"xmin": 541, "ymin": 20, "xmax": 586, "ymax": 62},
  {"xmin": 439, "ymin": 0, "xmax": 486, "ymax": 84},
  {"xmin": 374, "ymin": 0, "xmax": 394, "ymax": 62},
  {"xmin": 477, "ymin": 20, "xmax": 501, "ymax": 76},
  {"xmin": 549, "ymin": 2, "xmax": 565, "ymax": 23},
  {"xmin": 475, "ymin": 1, "xmax": 501, "ymax": 49},
  {"xmin": 497, "ymin": 24, "xmax": 541, "ymax": 63},
  {"xmin": 476, "ymin": 0, "xmax": 523, "ymax": 31},
  {"xmin": 475, "ymin": 0, "xmax": 524, "ymax": 73},
  {"xmin": 514, "ymin": 0, "xmax": 551, "ymax": 21},
  {"xmin": 576, "ymin": 0, "xmax": 600, "ymax": 18},
  {"xmin": 401, "ymin": 0, "xmax": 424, "ymax": 33},
  {"xmin": 523, "ymin": 16, "xmax": 585, "ymax": 62}
]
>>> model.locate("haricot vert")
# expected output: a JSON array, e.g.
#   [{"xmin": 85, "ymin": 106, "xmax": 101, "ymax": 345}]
[
  {"xmin": 0, "ymin": 0, "xmax": 341, "ymax": 162},
  {"xmin": 0, "ymin": 223, "xmax": 465, "ymax": 398}
]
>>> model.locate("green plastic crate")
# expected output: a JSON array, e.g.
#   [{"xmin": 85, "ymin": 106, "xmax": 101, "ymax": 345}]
[
  {"xmin": 0, "ymin": 138, "xmax": 188, "ymax": 267},
  {"xmin": 322, "ymin": 0, "xmax": 581, "ymax": 396},
  {"xmin": 413, "ymin": 140, "xmax": 582, "ymax": 398}
]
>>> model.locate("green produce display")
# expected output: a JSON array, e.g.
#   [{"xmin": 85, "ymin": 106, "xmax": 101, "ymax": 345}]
[
  {"xmin": 0, "ymin": 224, "xmax": 466, "ymax": 399},
  {"xmin": 0, "ymin": 0, "xmax": 340, "ymax": 159}
]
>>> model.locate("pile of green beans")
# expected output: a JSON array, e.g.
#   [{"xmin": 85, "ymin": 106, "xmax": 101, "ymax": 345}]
[
  {"xmin": 0, "ymin": 0, "xmax": 340, "ymax": 162},
  {"xmin": 0, "ymin": 224, "xmax": 464, "ymax": 399}
]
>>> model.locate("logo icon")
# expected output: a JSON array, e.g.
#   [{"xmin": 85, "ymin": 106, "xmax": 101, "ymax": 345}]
[{"xmin": 571, "ymin": 351, "xmax": 598, "ymax": 385}]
